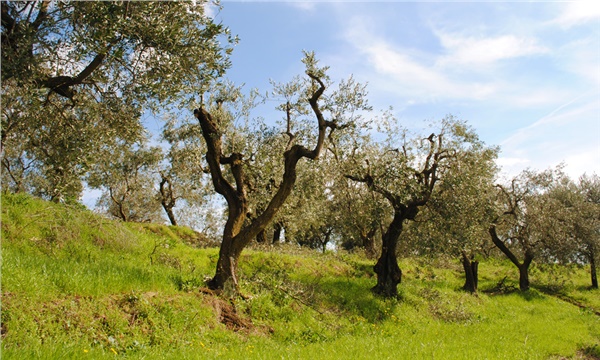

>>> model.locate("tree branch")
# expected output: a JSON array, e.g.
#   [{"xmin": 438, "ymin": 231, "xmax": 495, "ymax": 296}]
[
  {"xmin": 194, "ymin": 107, "xmax": 238, "ymax": 203},
  {"xmin": 243, "ymin": 73, "xmax": 332, "ymax": 241},
  {"xmin": 41, "ymin": 51, "xmax": 109, "ymax": 98},
  {"xmin": 31, "ymin": 0, "xmax": 50, "ymax": 30},
  {"xmin": 489, "ymin": 225, "xmax": 522, "ymax": 267}
]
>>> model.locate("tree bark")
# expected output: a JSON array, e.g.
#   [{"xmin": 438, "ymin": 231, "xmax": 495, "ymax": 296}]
[
  {"xmin": 256, "ymin": 229, "xmax": 267, "ymax": 243},
  {"xmin": 373, "ymin": 244, "xmax": 402, "ymax": 297},
  {"xmin": 159, "ymin": 176, "xmax": 177, "ymax": 226},
  {"xmin": 461, "ymin": 251, "xmax": 479, "ymax": 293},
  {"xmin": 519, "ymin": 251, "xmax": 534, "ymax": 291},
  {"xmin": 207, "ymin": 251, "xmax": 240, "ymax": 292},
  {"xmin": 162, "ymin": 203, "xmax": 177, "ymax": 226},
  {"xmin": 588, "ymin": 243, "xmax": 598, "ymax": 289},
  {"xmin": 272, "ymin": 222, "xmax": 283, "ymax": 244},
  {"xmin": 518, "ymin": 264, "xmax": 530, "ymax": 291},
  {"xmin": 371, "ymin": 210, "xmax": 406, "ymax": 297}
]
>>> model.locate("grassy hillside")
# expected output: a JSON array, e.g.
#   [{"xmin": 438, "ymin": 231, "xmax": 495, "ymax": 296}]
[{"xmin": 1, "ymin": 192, "xmax": 599, "ymax": 359}]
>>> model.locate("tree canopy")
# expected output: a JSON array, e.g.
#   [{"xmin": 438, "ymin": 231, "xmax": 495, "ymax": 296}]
[{"xmin": 1, "ymin": 0, "xmax": 235, "ymax": 201}]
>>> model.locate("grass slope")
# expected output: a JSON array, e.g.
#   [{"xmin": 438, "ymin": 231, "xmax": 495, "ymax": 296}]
[{"xmin": 1, "ymin": 192, "xmax": 599, "ymax": 359}]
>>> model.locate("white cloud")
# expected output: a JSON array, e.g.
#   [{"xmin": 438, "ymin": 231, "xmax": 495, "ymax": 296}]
[
  {"xmin": 496, "ymin": 156, "xmax": 530, "ymax": 169},
  {"xmin": 350, "ymin": 38, "xmax": 496, "ymax": 102},
  {"xmin": 552, "ymin": 1, "xmax": 600, "ymax": 28},
  {"xmin": 286, "ymin": 1, "xmax": 317, "ymax": 12},
  {"xmin": 563, "ymin": 148, "xmax": 600, "ymax": 178},
  {"xmin": 556, "ymin": 37, "xmax": 600, "ymax": 87},
  {"xmin": 435, "ymin": 31, "xmax": 548, "ymax": 68},
  {"xmin": 201, "ymin": 0, "xmax": 219, "ymax": 19},
  {"xmin": 501, "ymin": 91, "xmax": 598, "ymax": 148}
]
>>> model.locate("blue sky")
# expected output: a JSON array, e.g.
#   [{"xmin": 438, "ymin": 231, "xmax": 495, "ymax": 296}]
[{"xmin": 208, "ymin": 1, "xmax": 600, "ymax": 180}]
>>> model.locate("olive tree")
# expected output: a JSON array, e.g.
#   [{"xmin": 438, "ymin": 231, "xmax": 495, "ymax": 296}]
[
  {"xmin": 347, "ymin": 116, "xmax": 491, "ymax": 297},
  {"xmin": 194, "ymin": 55, "xmax": 330, "ymax": 292},
  {"xmin": 87, "ymin": 140, "xmax": 163, "ymax": 223},
  {"xmin": 1, "ymin": 1, "xmax": 234, "ymax": 201},
  {"xmin": 489, "ymin": 167, "xmax": 566, "ymax": 291},
  {"xmin": 194, "ymin": 53, "xmax": 371, "ymax": 292},
  {"xmin": 410, "ymin": 141, "xmax": 498, "ymax": 293},
  {"xmin": 545, "ymin": 174, "xmax": 600, "ymax": 288}
]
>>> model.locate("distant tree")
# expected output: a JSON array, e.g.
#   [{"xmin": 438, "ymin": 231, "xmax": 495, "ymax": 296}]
[
  {"xmin": 404, "ymin": 135, "xmax": 498, "ymax": 293},
  {"xmin": 1, "ymin": 81, "xmax": 140, "ymax": 202},
  {"xmin": 288, "ymin": 157, "xmax": 339, "ymax": 253},
  {"xmin": 1, "ymin": 1, "xmax": 234, "ymax": 201},
  {"xmin": 328, "ymin": 123, "xmax": 386, "ymax": 258},
  {"xmin": 347, "ymin": 116, "xmax": 487, "ymax": 297},
  {"xmin": 87, "ymin": 140, "xmax": 162, "ymax": 223},
  {"xmin": 335, "ymin": 178, "xmax": 386, "ymax": 259},
  {"xmin": 545, "ymin": 174, "xmax": 600, "ymax": 288},
  {"xmin": 160, "ymin": 114, "xmax": 214, "ymax": 226},
  {"xmin": 282, "ymin": 80, "xmax": 381, "ymax": 256},
  {"xmin": 578, "ymin": 174, "xmax": 600, "ymax": 288},
  {"xmin": 489, "ymin": 168, "xmax": 565, "ymax": 291}
]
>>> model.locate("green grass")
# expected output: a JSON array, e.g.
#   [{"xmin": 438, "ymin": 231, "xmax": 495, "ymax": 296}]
[{"xmin": 2, "ymin": 192, "xmax": 599, "ymax": 359}]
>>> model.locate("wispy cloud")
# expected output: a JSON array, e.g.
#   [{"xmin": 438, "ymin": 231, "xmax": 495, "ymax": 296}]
[
  {"xmin": 362, "ymin": 41, "xmax": 495, "ymax": 101},
  {"xmin": 551, "ymin": 1, "xmax": 600, "ymax": 28},
  {"xmin": 435, "ymin": 31, "xmax": 548, "ymax": 69},
  {"xmin": 500, "ymin": 91, "xmax": 597, "ymax": 148},
  {"xmin": 286, "ymin": 1, "xmax": 317, "ymax": 12},
  {"xmin": 340, "ymin": 18, "xmax": 496, "ymax": 103},
  {"xmin": 498, "ymin": 91, "xmax": 599, "ymax": 177}
]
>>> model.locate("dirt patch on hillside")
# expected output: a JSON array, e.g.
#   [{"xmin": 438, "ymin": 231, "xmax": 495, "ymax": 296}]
[{"xmin": 212, "ymin": 298, "xmax": 253, "ymax": 331}]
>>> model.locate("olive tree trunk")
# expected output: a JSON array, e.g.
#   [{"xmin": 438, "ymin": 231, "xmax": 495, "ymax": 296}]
[
  {"xmin": 461, "ymin": 251, "xmax": 479, "ymax": 293},
  {"xmin": 195, "ymin": 73, "xmax": 332, "ymax": 292},
  {"xmin": 588, "ymin": 243, "xmax": 598, "ymax": 289},
  {"xmin": 372, "ymin": 212, "xmax": 405, "ymax": 297},
  {"xmin": 159, "ymin": 176, "xmax": 178, "ymax": 226}
]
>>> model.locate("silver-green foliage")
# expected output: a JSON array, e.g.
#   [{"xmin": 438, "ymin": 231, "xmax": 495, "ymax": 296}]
[{"xmin": 1, "ymin": 1, "xmax": 235, "ymax": 201}]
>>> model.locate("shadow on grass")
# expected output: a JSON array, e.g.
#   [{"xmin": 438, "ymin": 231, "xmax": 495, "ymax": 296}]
[
  {"xmin": 575, "ymin": 284, "xmax": 600, "ymax": 292},
  {"xmin": 517, "ymin": 289, "xmax": 546, "ymax": 301},
  {"xmin": 578, "ymin": 344, "xmax": 600, "ymax": 359},
  {"xmin": 481, "ymin": 280, "xmax": 546, "ymax": 302},
  {"xmin": 310, "ymin": 277, "xmax": 394, "ymax": 323}
]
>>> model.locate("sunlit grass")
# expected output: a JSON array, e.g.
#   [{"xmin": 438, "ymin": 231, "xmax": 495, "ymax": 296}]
[{"xmin": 2, "ymin": 192, "xmax": 599, "ymax": 359}]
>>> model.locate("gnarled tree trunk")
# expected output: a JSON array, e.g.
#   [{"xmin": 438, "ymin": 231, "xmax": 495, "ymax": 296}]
[
  {"xmin": 461, "ymin": 251, "xmax": 479, "ymax": 293},
  {"xmin": 195, "ymin": 72, "xmax": 332, "ymax": 293},
  {"xmin": 518, "ymin": 260, "xmax": 532, "ymax": 291},
  {"xmin": 347, "ymin": 133, "xmax": 446, "ymax": 298},
  {"xmin": 372, "ymin": 214, "xmax": 404, "ymax": 297}
]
